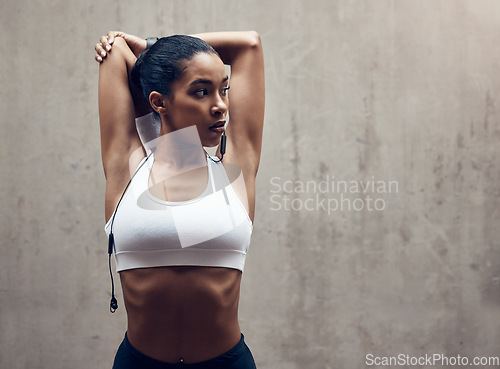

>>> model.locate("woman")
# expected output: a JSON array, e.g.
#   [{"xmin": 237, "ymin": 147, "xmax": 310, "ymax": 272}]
[{"xmin": 95, "ymin": 30, "xmax": 264, "ymax": 368}]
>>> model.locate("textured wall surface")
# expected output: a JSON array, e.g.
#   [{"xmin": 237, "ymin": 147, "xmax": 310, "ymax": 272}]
[{"xmin": 1, "ymin": 1, "xmax": 499, "ymax": 368}]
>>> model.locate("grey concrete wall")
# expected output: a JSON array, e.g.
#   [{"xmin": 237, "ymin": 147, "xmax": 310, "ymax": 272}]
[{"xmin": 1, "ymin": 0, "xmax": 499, "ymax": 368}]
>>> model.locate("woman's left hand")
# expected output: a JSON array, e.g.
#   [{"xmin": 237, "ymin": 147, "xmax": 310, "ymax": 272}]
[{"xmin": 95, "ymin": 31, "xmax": 147, "ymax": 62}]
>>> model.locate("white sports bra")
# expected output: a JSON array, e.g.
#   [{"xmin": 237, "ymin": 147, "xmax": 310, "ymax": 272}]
[{"xmin": 104, "ymin": 154, "xmax": 253, "ymax": 272}]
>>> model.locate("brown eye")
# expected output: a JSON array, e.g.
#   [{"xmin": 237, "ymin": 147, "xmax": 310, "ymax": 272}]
[{"xmin": 195, "ymin": 89, "xmax": 208, "ymax": 97}]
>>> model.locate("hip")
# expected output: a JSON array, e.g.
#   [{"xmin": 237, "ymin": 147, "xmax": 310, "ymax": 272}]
[{"xmin": 112, "ymin": 332, "xmax": 257, "ymax": 369}]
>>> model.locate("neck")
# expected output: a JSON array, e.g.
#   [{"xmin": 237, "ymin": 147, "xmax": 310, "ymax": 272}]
[{"xmin": 154, "ymin": 125, "xmax": 206, "ymax": 170}]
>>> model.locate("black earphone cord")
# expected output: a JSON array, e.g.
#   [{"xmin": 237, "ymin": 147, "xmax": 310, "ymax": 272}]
[
  {"xmin": 205, "ymin": 131, "xmax": 226, "ymax": 163},
  {"xmin": 106, "ymin": 132, "xmax": 226, "ymax": 313},
  {"xmin": 107, "ymin": 152, "xmax": 153, "ymax": 313}
]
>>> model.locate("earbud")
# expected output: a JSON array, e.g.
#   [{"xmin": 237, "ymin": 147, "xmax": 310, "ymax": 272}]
[
  {"xmin": 110, "ymin": 297, "xmax": 118, "ymax": 313},
  {"xmin": 220, "ymin": 131, "xmax": 226, "ymax": 155},
  {"xmin": 108, "ymin": 233, "xmax": 118, "ymax": 313},
  {"xmin": 108, "ymin": 233, "xmax": 114, "ymax": 254}
]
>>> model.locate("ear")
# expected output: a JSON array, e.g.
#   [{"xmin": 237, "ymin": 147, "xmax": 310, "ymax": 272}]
[{"xmin": 149, "ymin": 91, "xmax": 167, "ymax": 115}]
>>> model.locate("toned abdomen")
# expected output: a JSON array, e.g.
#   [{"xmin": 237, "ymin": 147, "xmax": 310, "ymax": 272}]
[{"xmin": 119, "ymin": 266, "xmax": 242, "ymax": 364}]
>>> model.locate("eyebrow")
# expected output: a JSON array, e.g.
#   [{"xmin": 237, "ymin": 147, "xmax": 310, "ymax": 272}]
[{"xmin": 190, "ymin": 76, "xmax": 229, "ymax": 86}]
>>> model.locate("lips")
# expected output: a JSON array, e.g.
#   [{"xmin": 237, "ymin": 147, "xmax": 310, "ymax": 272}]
[
  {"xmin": 209, "ymin": 121, "xmax": 226, "ymax": 129},
  {"xmin": 209, "ymin": 121, "xmax": 226, "ymax": 134}
]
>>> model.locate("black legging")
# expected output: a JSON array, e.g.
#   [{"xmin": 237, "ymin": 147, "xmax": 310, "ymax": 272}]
[{"xmin": 112, "ymin": 333, "xmax": 257, "ymax": 369}]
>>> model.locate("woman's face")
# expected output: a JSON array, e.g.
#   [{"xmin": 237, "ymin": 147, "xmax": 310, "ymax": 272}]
[{"xmin": 162, "ymin": 52, "xmax": 229, "ymax": 147}]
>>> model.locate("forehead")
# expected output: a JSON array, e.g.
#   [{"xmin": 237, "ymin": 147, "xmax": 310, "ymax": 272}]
[{"xmin": 178, "ymin": 52, "xmax": 227, "ymax": 85}]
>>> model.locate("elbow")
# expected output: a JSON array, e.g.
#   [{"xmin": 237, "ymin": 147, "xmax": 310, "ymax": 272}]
[
  {"xmin": 110, "ymin": 36, "xmax": 131, "ymax": 56},
  {"xmin": 112, "ymin": 36, "xmax": 129, "ymax": 49},
  {"xmin": 246, "ymin": 31, "xmax": 262, "ymax": 49}
]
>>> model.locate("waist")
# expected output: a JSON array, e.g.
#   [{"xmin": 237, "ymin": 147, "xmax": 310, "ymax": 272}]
[{"xmin": 121, "ymin": 332, "xmax": 248, "ymax": 367}]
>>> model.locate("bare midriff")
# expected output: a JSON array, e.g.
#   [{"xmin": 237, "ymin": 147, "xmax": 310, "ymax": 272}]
[{"xmin": 119, "ymin": 266, "xmax": 243, "ymax": 364}]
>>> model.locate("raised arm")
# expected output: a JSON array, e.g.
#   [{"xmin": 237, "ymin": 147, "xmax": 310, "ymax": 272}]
[
  {"xmin": 193, "ymin": 31, "xmax": 265, "ymax": 176},
  {"xmin": 98, "ymin": 36, "xmax": 148, "ymax": 222}
]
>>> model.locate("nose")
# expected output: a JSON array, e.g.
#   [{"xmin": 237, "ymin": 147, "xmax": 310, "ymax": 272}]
[{"xmin": 211, "ymin": 94, "xmax": 228, "ymax": 117}]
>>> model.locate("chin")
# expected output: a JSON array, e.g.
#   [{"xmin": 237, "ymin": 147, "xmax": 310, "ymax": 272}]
[
  {"xmin": 203, "ymin": 142, "xmax": 220, "ymax": 148},
  {"xmin": 202, "ymin": 136, "xmax": 222, "ymax": 148}
]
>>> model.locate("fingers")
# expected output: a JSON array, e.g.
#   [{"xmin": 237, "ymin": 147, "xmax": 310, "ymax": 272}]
[
  {"xmin": 101, "ymin": 35, "xmax": 112, "ymax": 52},
  {"xmin": 108, "ymin": 31, "xmax": 127, "ymax": 45},
  {"xmin": 94, "ymin": 35, "xmax": 112, "ymax": 62},
  {"xmin": 94, "ymin": 43, "xmax": 106, "ymax": 62},
  {"xmin": 95, "ymin": 46, "xmax": 103, "ymax": 62},
  {"xmin": 107, "ymin": 31, "xmax": 116, "ymax": 45},
  {"xmin": 94, "ymin": 31, "xmax": 126, "ymax": 63},
  {"xmin": 95, "ymin": 41, "xmax": 107, "ymax": 62}
]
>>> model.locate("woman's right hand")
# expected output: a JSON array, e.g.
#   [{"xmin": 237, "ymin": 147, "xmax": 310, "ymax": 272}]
[{"xmin": 95, "ymin": 31, "xmax": 148, "ymax": 62}]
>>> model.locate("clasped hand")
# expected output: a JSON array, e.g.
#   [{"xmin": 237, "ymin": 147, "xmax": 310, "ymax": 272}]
[{"xmin": 94, "ymin": 31, "xmax": 147, "ymax": 62}]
